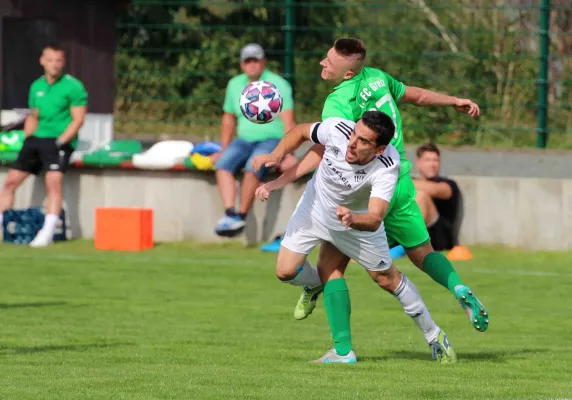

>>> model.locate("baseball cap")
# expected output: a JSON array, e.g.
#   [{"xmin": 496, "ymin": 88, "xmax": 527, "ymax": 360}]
[{"xmin": 240, "ymin": 43, "xmax": 265, "ymax": 62}]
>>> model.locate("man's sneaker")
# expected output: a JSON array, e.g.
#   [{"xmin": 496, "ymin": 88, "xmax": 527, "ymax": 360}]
[
  {"xmin": 311, "ymin": 348, "xmax": 357, "ymax": 364},
  {"xmin": 430, "ymin": 330, "xmax": 457, "ymax": 364},
  {"xmin": 214, "ymin": 215, "xmax": 245, "ymax": 237},
  {"xmin": 294, "ymin": 285, "xmax": 323, "ymax": 320},
  {"xmin": 455, "ymin": 285, "xmax": 489, "ymax": 332},
  {"xmin": 29, "ymin": 229, "xmax": 53, "ymax": 248}
]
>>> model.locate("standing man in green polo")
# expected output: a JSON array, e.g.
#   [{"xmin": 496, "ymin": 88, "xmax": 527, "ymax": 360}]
[{"xmin": 0, "ymin": 45, "xmax": 87, "ymax": 247}]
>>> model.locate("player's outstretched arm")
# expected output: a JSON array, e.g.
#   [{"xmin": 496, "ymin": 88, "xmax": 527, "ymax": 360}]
[
  {"xmin": 254, "ymin": 145, "xmax": 324, "ymax": 202},
  {"xmin": 251, "ymin": 123, "xmax": 313, "ymax": 172},
  {"xmin": 336, "ymin": 198, "xmax": 389, "ymax": 232},
  {"xmin": 401, "ymin": 86, "xmax": 480, "ymax": 117}
]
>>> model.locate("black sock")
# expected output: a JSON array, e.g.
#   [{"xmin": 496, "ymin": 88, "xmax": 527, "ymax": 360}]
[
  {"xmin": 239, "ymin": 213, "xmax": 247, "ymax": 220},
  {"xmin": 225, "ymin": 208, "xmax": 237, "ymax": 217}
]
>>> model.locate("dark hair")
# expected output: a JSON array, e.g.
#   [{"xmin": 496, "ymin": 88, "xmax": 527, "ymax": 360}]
[
  {"xmin": 334, "ymin": 37, "xmax": 366, "ymax": 61},
  {"xmin": 361, "ymin": 111, "xmax": 395, "ymax": 147},
  {"xmin": 416, "ymin": 143, "xmax": 441, "ymax": 158},
  {"xmin": 43, "ymin": 44, "xmax": 65, "ymax": 53}
]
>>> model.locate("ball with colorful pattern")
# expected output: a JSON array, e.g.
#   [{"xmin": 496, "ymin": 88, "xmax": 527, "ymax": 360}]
[{"xmin": 239, "ymin": 80, "xmax": 283, "ymax": 124}]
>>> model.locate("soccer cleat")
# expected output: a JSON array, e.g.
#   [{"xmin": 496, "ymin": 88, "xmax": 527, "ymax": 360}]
[
  {"xmin": 311, "ymin": 348, "xmax": 357, "ymax": 364},
  {"xmin": 29, "ymin": 229, "xmax": 53, "ymax": 248},
  {"xmin": 294, "ymin": 285, "xmax": 324, "ymax": 320},
  {"xmin": 214, "ymin": 215, "xmax": 245, "ymax": 237},
  {"xmin": 455, "ymin": 285, "xmax": 489, "ymax": 332},
  {"xmin": 430, "ymin": 330, "xmax": 457, "ymax": 364},
  {"xmin": 260, "ymin": 234, "xmax": 284, "ymax": 252}
]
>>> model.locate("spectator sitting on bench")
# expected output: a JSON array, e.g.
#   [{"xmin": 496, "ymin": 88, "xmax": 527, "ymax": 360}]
[
  {"xmin": 413, "ymin": 143, "xmax": 461, "ymax": 252},
  {"xmin": 210, "ymin": 43, "xmax": 296, "ymax": 238}
]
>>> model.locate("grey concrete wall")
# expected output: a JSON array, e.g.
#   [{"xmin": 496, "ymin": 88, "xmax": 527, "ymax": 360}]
[
  {"xmin": 404, "ymin": 145, "xmax": 572, "ymax": 179},
  {"xmin": 1, "ymin": 167, "xmax": 571, "ymax": 250}
]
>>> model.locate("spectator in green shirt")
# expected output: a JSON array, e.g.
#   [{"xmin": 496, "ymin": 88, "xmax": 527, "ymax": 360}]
[
  {"xmin": 211, "ymin": 43, "xmax": 296, "ymax": 237},
  {"xmin": 0, "ymin": 45, "xmax": 87, "ymax": 247}
]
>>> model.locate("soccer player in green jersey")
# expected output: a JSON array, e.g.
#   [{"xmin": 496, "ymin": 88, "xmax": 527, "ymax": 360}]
[
  {"xmin": 257, "ymin": 38, "xmax": 488, "ymax": 333},
  {"xmin": 0, "ymin": 45, "xmax": 87, "ymax": 248}
]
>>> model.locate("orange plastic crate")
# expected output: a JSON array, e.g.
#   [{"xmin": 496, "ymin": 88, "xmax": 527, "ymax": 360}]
[{"xmin": 94, "ymin": 207, "xmax": 153, "ymax": 251}]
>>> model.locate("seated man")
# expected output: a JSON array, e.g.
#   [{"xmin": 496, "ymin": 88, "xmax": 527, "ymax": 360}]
[
  {"xmin": 412, "ymin": 143, "xmax": 461, "ymax": 252},
  {"xmin": 210, "ymin": 43, "xmax": 295, "ymax": 237}
]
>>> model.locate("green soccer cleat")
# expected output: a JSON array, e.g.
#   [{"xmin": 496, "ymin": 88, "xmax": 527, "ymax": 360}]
[
  {"xmin": 293, "ymin": 285, "xmax": 324, "ymax": 320},
  {"xmin": 455, "ymin": 285, "xmax": 489, "ymax": 332},
  {"xmin": 430, "ymin": 330, "xmax": 457, "ymax": 364}
]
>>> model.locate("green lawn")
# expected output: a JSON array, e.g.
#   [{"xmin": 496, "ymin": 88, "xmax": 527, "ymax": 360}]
[{"xmin": 0, "ymin": 241, "xmax": 570, "ymax": 399}]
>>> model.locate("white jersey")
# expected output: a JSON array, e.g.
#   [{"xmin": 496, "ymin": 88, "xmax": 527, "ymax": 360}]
[{"xmin": 297, "ymin": 117, "xmax": 400, "ymax": 231}]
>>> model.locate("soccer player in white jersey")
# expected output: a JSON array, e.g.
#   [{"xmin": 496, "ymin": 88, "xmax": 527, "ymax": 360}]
[{"xmin": 251, "ymin": 111, "xmax": 455, "ymax": 363}]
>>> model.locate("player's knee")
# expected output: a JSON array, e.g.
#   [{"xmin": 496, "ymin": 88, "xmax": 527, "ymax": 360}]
[
  {"xmin": 45, "ymin": 182, "xmax": 63, "ymax": 197},
  {"xmin": 371, "ymin": 271, "xmax": 395, "ymax": 291},
  {"xmin": 275, "ymin": 264, "xmax": 296, "ymax": 281},
  {"xmin": 406, "ymin": 244, "xmax": 433, "ymax": 268},
  {"xmin": 370, "ymin": 265, "xmax": 401, "ymax": 291},
  {"xmin": 2, "ymin": 179, "xmax": 19, "ymax": 192}
]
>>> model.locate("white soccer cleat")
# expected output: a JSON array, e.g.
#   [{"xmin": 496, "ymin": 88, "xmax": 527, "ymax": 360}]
[
  {"xmin": 311, "ymin": 348, "xmax": 357, "ymax": 364},
  {"xmin": 29, "ymin": 230, "xmax": 53, "ymax": 248}
]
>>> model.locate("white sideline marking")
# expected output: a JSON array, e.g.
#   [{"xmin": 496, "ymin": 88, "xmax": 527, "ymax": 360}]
[{"xmin": 2, "ymin": 252, "xmax": 572, "ymax": 278}]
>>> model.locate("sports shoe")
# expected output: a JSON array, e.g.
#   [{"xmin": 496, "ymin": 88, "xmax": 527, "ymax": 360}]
[
  {"xmin": 214, "ymin": 214, "xmax": 245, "ymax": 237},
  {"xmin": 260, "ymin": 234, "xmax": 283, "ymax": 252},
  {"xmin": 311, "ymin": 348, "xmax": 357, "ymax": 364},
  {"xmin": 294, "ymin": 285, "xmax": 323, "ymax": 320},
  {"xmin": 29, "ymin": 229, "xmax": 53, "ymax": 248},
  {"xmin": 430, "ymin": 330, "xmax": 457, "ymax": 363},
  {"xmin": 455, "ymin": 285, "xmax": 489, "ymax": 332}
]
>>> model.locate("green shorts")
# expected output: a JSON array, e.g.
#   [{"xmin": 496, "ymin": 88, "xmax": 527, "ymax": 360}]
[{"xmin": 384, "ymin": 173, "xmax": 431, "ymax": 249}]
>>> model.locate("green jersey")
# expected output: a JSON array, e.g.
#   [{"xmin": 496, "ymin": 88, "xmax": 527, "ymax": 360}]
[
  {"xmin": 29, "ymin": 74, "xmax": 88, "ymax": 147},
  {"xmin": 321, "ymin": 66, "xmax": 410, "ymax": 177}
]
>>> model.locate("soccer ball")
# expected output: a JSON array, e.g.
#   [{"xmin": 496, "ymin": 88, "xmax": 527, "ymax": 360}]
[{"xmin": 239, "ymin": 80, "xmax": 283, "ymax": 124}]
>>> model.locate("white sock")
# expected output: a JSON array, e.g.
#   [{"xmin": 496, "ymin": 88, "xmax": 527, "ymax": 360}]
[
  {"xmin": 392, "ymin": 274, "xmax": 440, "ymax": 344},
  {"xmin": 42, "ymin": 214, "xmax": 60, "ymax": 236},
  {"xmin": 285, "ymin": 260, "xmax": 322, "ymax": 288}
]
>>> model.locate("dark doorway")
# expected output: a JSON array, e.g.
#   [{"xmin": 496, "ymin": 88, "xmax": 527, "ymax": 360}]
[{"xmin": 2, "ymin": 18, "xmax": 57, "ymax": 109}]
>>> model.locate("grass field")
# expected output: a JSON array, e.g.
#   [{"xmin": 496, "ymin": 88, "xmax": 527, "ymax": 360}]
[{"xmin": 0, "ymin": 241, "xmax": 571, "ymax": 399}]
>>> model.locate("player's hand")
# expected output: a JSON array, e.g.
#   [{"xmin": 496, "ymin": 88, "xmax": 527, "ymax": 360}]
[
  {"xmin": 453, "ymin": 98, "xmax": 480, "ymax": 117},
  {"xmin": 336, "ymin": 206, "xmax": 353, "ymax": 229},
  {"xmin": 251, "ymin": 154, "xmax": 280, "ymax": 172},
  {"xmin": 255, "ymin": 182, "xmax": 275, "ymax": 202}
]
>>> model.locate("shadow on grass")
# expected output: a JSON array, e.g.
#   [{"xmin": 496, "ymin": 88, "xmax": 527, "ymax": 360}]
[
  {"xmin": 0, "ymin": 301, "xmax": 70, "ymax": 309},
  {"xmin": 360, "ymin": 348, "xmax": 548, "ymax": 364},
  {"xmin": 0, "ymin": 342, "xmax": 135, "ymax": 355}
]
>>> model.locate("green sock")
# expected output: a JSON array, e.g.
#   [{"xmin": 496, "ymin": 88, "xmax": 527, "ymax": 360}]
[
  {"xmin": 323, "ymin": 278, "xmax": 352, "ymax": 357},
  {"xmin": 422, "ymin": 252, "xmax": 464, "ymax": 295}
]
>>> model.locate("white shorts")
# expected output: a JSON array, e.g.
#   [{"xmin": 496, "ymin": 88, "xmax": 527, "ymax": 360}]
[{"xmin": 281, "ymin": 211, "xmax": 392, "ymax": 272}]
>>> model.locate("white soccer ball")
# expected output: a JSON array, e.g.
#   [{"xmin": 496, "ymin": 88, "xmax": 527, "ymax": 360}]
[{"xmin": 239, "ymin": 80, "xmax": 283, "ymax": 124}]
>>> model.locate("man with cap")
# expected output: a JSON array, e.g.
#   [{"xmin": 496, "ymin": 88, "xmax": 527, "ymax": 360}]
[{"xmin": 211, "ymin": 43, "xmax": 296, "ymax": 237}]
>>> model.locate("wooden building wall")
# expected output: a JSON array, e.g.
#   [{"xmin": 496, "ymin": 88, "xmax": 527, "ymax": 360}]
[{"xmin": 0, "ymin": 0, "xmax": 119, "ymax": 114}]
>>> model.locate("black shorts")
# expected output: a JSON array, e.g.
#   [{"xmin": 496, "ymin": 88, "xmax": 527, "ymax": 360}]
[
  {"xmin": 428, "ymin": 216, "xmax": 455, "ymax": 252},
  {"xmin": 11, "ymin": 137, "xmax": 74, "ymax": 175}
]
